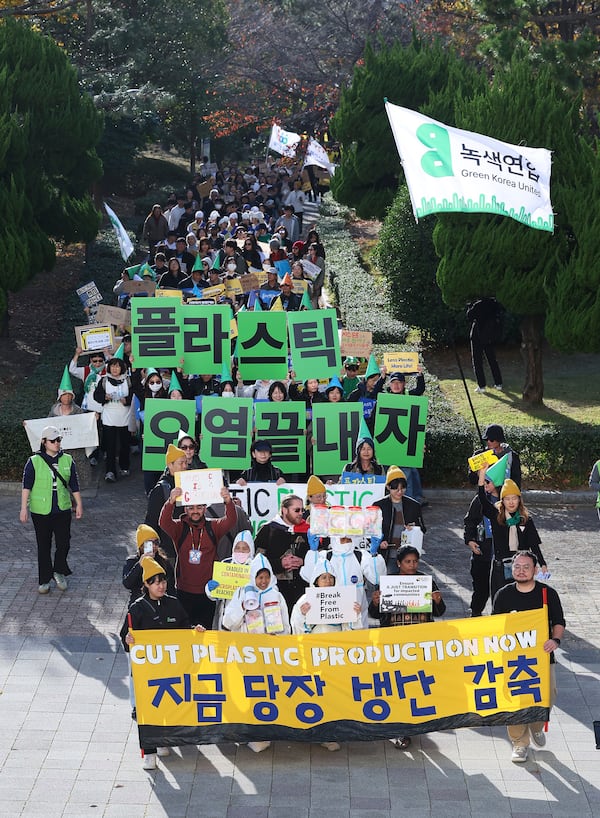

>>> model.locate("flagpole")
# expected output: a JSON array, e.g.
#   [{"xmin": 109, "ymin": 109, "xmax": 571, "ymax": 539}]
[{"xmin": 453, "ymin": 343, "xmax": 482, "ymax": 440}]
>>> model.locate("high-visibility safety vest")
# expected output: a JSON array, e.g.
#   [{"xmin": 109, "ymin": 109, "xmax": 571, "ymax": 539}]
[{"xmin": 28, "ymin": 454, "xmax": 73, "ymax": 515}]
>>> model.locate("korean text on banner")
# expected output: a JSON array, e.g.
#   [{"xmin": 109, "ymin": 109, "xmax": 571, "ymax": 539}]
[
  {"xmin": 384, "ymin": 101, "xmax": 554, "ymax": 233},
  {"xmin": 254, "ymin": 403, "xmax": 306, "ymax": 473},
  {"xmin": 288, "ymin": 309, "xmax": 341, "ymax": 382},
  {"xmin": 373, "ymin": 394, "xmax": 428, "ymax": 469},
  {"xmin": 200, "ymin": 397, "xmax": 253, "ymax": 470},
  {"xmin": 24, "ymin": 414, "xmax": 98, "ymax": 452},
  {"xmin": 312, "ymin": 403, "xmax": 363, "ymax": 477},
  {"xmin": 131, "ymin": 607, "xmax": 551, "ymax": 748},
  {"xmin": 142, "ymin": 399, "xmax": 197, "ymax": 471},
  {"xmin": 237, "ymin": 312, "xmax": 289, "ymax": 381}
]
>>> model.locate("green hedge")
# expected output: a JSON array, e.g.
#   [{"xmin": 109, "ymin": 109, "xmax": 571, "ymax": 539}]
[
  {"xmin": 0, "ymin": 229, "xmax": 130, "ymax": 480},
  {"xmin": 319, "ymin": 198, "xmax": 409, "ymax": 344}
]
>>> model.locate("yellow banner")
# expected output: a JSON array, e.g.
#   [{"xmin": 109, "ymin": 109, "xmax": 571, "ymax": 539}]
[
  {"xmin": 155, "ymin": 288, "xmax": 183, "ymax": 301},
  {"xmin": 468, "ymin": 450, "xmax": 498, "ymax": 472},
  {"xmin": 383, "ymin": 351, "xmax": 419, "ymax": 373},
  {"xmin": 132, "ymin": 609, "xmax": 550, "ymax": 747}
]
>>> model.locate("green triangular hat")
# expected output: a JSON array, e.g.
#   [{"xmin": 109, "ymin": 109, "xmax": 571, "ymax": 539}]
[
  {"xmin": 192, "ymin": 254, "xmax": 203, "ymax": 272},
  {"xmin": 253, "ymin": 295, "xmax": 263, "ymax": 311},
  {"xmin": 58, "ymin": 365, "xmax": 74, "ymax": 396},
  {"xmin": 300, "ymin": 289, "xmax": 312, "ymax": 310},
  {"xmin": 212, "ymin": 254, "xmax": 221, "ymax": 270},
  {"xmin": 113, "ymin": 343, "xmax": 125, "ymax": 360},
  {"xmin": 139, "ymin": 261, "xmax": 156, "ymax": 280},
  {"xmin": 169, "ymin": 370, "xmax": 183, "ymax": 394},
  {"xmin": 145, "ymin": 367, "xmax": 158, "ymax": 377},
  {"xmin": 485, "ymin": 453, "xmax": 510, "ymax": 486},
  {"xmin": 220, "ymin": 361, "xmax": 233, "ymax": 383},
  {"xmin": 365, "ymin": 354, "xmax": 380, "ymax": 379},
  {"xmin": 356, "ymin": 417, "xmax": 374, "ymax": 447}
]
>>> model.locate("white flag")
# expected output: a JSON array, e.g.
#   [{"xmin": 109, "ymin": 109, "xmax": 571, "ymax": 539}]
[
  {"xmin": 303, "ymin": 137, "xmax": 335, "ymax": 175},
  {"xmin": 104, "ymin": 201, "xmax": 135, "ymax": 261},
  {"xmin": 268, "ymin": 124, "xmax": 301, "ymax": 158},
  {"xmin": 385, "ymin": 101, "xmax": 553, "ymax": 233}
]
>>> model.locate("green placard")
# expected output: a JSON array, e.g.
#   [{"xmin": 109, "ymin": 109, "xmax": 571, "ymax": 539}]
[
  {"xmin": 200, "ymin": 397, "xmax": 253, "ymax": 470},
  {"xmin": 373, "ymin": 394, "xmax": 429, "ymax": 468},
  {"xmin": 312, "ymin": 403, "xmax": 363, "ymax": 477},
  {"xmin": 237, "ymin": 312, "xmax": 289, "ymax": 380},
  {"xmin": 254, "ymin": 403, "xmax": 306, "ymax": 473},
  {"xmin": 181, "ymin": 303, "xmax": 231, "ymax": 376},
  {"xmin": 131, "ymin": 298, "xmax": 182, "ymax": 369},
  {"xmin": 142, "ymin": 399, "xmax": 197, "ymax": 471},
  {"xmin": 287, "ymin": 309, "xmax": 341, "ymax": 382}
]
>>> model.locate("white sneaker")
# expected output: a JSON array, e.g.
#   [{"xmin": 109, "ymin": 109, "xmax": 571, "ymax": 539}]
[
  {"xmin": 248, "ymin": 741, "xmax": 271, "ymax": 753},
  {"xmin": 494, "ymin": 384, "xmax": 503, "ymax": 390},
  {"xmin": 474, "ymin": 386, "xmax": 486, "ymax": 394},
  {"xmin": 53, "ymin": 573, "xmax": 68, "ymax": 591},
  {"xmin": 156, "ymin": 747, "xmax": 170, "ymax": 757},
  {"xmin": 511, "ymin": 746, "xmax": 528, "ymax": 763},
  {"xmin": 530, "ymin": 729, "xmax": 546, "ymax": 747},
  {"xmin": 321, "ymin": 742, "xmax": 341, "ymax": 752},
  {"xmin": 105, "ymin": 472, "xmax": 116, "ymax": 483},
  {"xmin": 38, "ymin": 583, "xmax": 51, "ymax": 594},
  {"xmin": 142, "ymin": 753, "xmax": 157, "ymax": 770}
]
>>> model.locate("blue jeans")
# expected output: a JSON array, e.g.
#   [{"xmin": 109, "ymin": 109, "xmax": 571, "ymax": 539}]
[{"xmin": 402, "ymin": 467, "xmax": 423, "ymax": 502}]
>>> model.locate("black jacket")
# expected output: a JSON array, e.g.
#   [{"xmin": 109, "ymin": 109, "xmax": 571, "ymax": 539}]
[
  {"xmin": 121, "ymin": 593, "xmax": 190, "ymax": 651},
  {"xmin": 374, "ymin": 494, "xmax": 426, "ymax": 541}
]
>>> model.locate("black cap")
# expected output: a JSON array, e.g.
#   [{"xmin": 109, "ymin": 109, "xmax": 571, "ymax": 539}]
[
  {"xmin": 251, "ymin": 439, "xmax": 272, "ymax": 453},
  {"xmin": 389, "ymin": 372, "xmax": 406, "ymax": 382},
  {"xmin": 482, "ymin": 424, "xmax": 505, "ymax": 443}
]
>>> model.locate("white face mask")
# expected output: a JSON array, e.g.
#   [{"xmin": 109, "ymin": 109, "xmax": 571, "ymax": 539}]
[
  {"xmin": 226, "ymin": 261, "xmax": 236, "ymax": 271},
  {"xmin": 222, "ymin": 391, "xmax": 235, "ymax": 398},
  {"xmin": 330, "ymin": 537, "xmax": 352, "ymax": 554},
  {"xmin": 232, "ymin": 548, "xmax": 251, "ymax": 564},
  {"xmin": 148, "ymin": 382, "xmax": 162, "ymax": 394}
]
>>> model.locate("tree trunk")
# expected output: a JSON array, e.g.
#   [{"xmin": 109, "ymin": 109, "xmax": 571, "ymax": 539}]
[{"xmin": 520, "ymin": 314, "xmax": 545, "ymax": 405}]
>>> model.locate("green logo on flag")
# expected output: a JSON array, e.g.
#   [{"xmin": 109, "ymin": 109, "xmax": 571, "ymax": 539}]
[{"xmin": 417, "ymin": 123, "xmax": 453, "ymax": 178}]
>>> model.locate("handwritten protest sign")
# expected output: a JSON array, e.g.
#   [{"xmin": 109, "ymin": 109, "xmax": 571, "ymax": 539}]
[
  {"xmin": 95, "ymin": 304, "xmax": 130, "ymax": 329},
  {"xmin": 340, "ymin": 330, "xmax": 372, "ymax": 358},
  {"xmin": 383, "ymin": 352, "xmax": 419, "ymax": 372},
  {"xmin": 210, "ymin": 562, "xmax": 251, "ymax": 599},
  {"xmin": 305, "ymin": 586, "xmax": 358, "ymax": 625},
  {"xmin": 174, "ymin": 469, "xmax": 224, "ymax": 506}
]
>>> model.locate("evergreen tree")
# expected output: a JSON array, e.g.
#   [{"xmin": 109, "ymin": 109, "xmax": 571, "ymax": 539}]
[
  {"xmin": 330, "ymin": 38, "xmax": 484, "ymax": 219},
  {"xmin": 0, "ymin": 21, "xmax": 103, "ymax": 331},
  {"xmin": 434, "ymin": 60, "xmax": 584, "ymax": 404}
]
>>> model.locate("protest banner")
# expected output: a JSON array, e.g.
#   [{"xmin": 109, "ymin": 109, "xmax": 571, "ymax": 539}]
[
  {"xmin": 239, "ymin": 273, "xmax": 260, "ymax": 294},
  {"xmin": 312, "ymin": 403, "xmax": 363, "ymax": 476},
  {"xmin": 75, "ymin": 324, "xmax": 114, "ymax": 352},
  {"xmin": 209, "ymin": 562, "xmax": 252, "ymax": 600},
  {"xmin": 305, "ymin": 586, "xmax": 358, "ymax": 625},
  {"xmin": 181, "ymin": 304, "xmax": 230, "ymax": 376},
  {"xmin": 201, "ymin": 284, "xmax": 225, "ymax": 300},
  {"xmin": 373, "ymin": 394, "xmax": 429, "ymax": 469},
  {"xmin": 237, "ymin": 312, "xmax": 288, "ymax": 380},
  {"xmin": 340, "ymin": 330, "xmax": 373, "ymax": 358},
  {"xmin": 379, "ymin": 575, "xmax": 432, "ymax": 614},
  {"xmin": 300, "ymin": 259, "xmax": 322, "ymax": 282},
  {"xmin": 254, "ymin": 403, "xmax": 306, "ymax": 473},
  {"xmin": 155, "ymin": 289, "xmax": 183, "ymax": 301},
  {"xmin": 383, "ymin": 351, "xmax": 420, "ymax": 373},
  {"xmin": 174, "ymin": 469, "xmax": 224, "ymax": 506},
  {"xmin": 225, "ymin": 278, "xmax": 243, "ymax": 298},
  {"xmin": 385, "ymin": 101, "xmax": 554, "ymax": 232},
  {"xmin": 76, "ymin": 281, "xmax": 103, "ymax": 308},
  {"xmin": 226, "ymin": 482, "xmax": 385, "ymax": 536},
  {"xmin": 95, "ymin": 304, "xmax": 130, "ymax": 329},
  {"xmin": 200, "ymin": 397, "xmax": 253, "ymax": 470},
  {"xmin": 131, "ymin": 607, "xmax": 550, "ymax": 747},
  {"xmin": 292, "ymin": 279, "xmax": 308, "ymax": 296},
  {"xmin": 24, "ymin": 414, "xmax": 98, "ymax": 452},
  {"xmin": 131, "ymin": 298, "xmax": 182, "ymax": 369},
  {"xmin": 142, "ymin": 399, "xmax": 196, "ymax": 471},
  {"xmin": 122, "ymin": 279, "xmax": 156, "ymax": 296},
  {"xmin": 288, "ymin": 309, "xmax": 341, "ymax": 382}
]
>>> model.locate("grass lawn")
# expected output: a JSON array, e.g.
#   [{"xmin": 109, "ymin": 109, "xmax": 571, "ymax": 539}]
[{"xmin": 426, "ymin": 342, "xmax": 600, "ymax": 429}]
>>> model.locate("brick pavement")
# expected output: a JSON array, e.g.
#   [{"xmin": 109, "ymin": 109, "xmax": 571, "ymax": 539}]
[{"xmin": 0, "ymin": 457, "xmax": 599, "ymax": 817}]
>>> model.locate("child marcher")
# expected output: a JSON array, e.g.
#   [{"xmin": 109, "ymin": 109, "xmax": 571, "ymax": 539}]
[
  {"xmin": 222, "ymin": 553, "xmax": 290, "ymax": 753},
  {"xmin": 205, "ymin": 530, "xmax": 255, "ymax": 629}
]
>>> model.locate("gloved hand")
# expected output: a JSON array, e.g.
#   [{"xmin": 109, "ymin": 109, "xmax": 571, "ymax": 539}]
[
  {"xmin": 207, "ymin": 580, "xmax": 220, "ymax": 592},
  {"xmin": 307, "ymin": 530, "xmax": 321, "ymax": 551},
  {"xmin": 369, "ymin": 535, "xmax": 383, "ymax": 556}
]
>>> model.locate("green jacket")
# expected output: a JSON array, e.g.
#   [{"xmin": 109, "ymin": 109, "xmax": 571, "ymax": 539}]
[{"xmin": 28, "ymin": 453, "xmax": 73, "ymax": 515}]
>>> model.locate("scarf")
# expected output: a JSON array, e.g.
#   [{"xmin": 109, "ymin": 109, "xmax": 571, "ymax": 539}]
[
  {"xmin": 506, "ymin": 511, "xmax": 521, "ymax": 552},
  {"xmin": 84, "ymin": 364, "xmax": 104, "ymax": 394}
]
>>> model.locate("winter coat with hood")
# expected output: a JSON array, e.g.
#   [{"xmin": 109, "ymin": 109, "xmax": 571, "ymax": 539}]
[{"xmin": 222, "ymin": 553, "xmax": 290, "ymax": 634}]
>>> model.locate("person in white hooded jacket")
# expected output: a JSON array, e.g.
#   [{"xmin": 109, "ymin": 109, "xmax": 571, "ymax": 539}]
[
  {"xmin": 300, "ymin": 534, "xmax": 386, "ymax": 630},
  {"xmin": 222, "ymin": 552, "xmax": 290, "ymax": 753},
  {"xmin": 291, "ymin": 557, "xmax": 361, "ymax": 635},
  {"xmin": 205, "ymin": 530, "xmax": 255, "ymax": 629}
]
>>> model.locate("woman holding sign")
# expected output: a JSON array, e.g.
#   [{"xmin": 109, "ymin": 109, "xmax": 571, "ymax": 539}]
[{"xmin": 369, "ymin": 545, "xmax": 445, "ymax": 751}]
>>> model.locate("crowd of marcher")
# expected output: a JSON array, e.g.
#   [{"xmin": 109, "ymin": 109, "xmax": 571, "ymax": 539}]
[{"xmin": 19, "ymin": 156, "xmax": 568, "ymax": 772}]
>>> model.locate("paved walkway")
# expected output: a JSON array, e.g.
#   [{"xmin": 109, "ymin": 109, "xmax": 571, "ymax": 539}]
[{"xmin": 0, "ymin": 458, "xmax": 599, "ymax": 817}]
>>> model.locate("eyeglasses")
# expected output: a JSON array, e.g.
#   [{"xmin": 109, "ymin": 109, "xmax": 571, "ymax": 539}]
[
  {"xmin": 147, "ymin": 575, "xmax": 167, "ymax": 585},
  {"xmin": 289, "ymin": 507, "xmax": 303, "ymax": 513},
  {"xmin": 180, "ymin": 444, "xmax": 195, "ymax": 450}
]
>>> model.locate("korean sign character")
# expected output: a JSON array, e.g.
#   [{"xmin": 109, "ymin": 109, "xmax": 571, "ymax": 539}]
[{"xmin": 131, "ymin": 299, "xmax": 181, "ymax": 368}]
